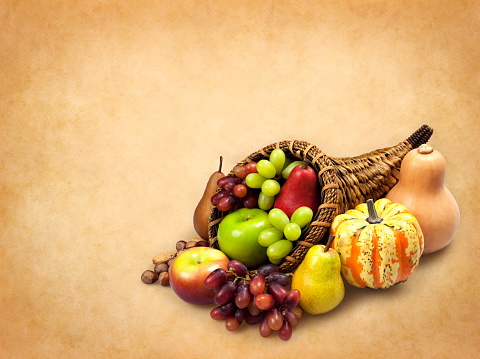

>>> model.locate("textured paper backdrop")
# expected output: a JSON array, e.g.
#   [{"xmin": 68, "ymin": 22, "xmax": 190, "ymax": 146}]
[{"xmin": 1, "ymin": 1, "xmax": 479, "ymax": 358}]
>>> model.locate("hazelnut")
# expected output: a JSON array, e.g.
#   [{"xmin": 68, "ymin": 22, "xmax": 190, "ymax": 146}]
[
  {"xmin": 167, "ymin": 257, "xmax": 176, "ymax": 267},
  {"xmin": 141, "ymin": 270, "xmax": 158, "ymax": 284},
  {"xmin": 197, "ymin": 240, "xmax": 209, "ymax": 247},
  {"xmin": 185, "ymin": 240, "xmax": 199, "ymax": 249},
  {"xmin": 154, "ymin": 263, "xmax": 169, "ymax": 274},
  {"xmin": 159, "ymin": 272, "xmax": 170, "ymax": 286},
  {"xmin": 176, "ymin": 240, "xmax": 187, "ymax": 252}
]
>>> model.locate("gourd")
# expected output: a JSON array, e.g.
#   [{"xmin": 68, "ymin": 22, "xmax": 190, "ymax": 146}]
[
  {"xmin": 330, "ymin": 198, "xmax": 423, "ymax": 289},
  {"xmin": 386, "ymin": 144, "xmax": 460, "ymax": 254}
]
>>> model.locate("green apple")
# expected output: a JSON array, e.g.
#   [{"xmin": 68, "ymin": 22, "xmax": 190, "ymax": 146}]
[{"xmin": 217, "ymin": 208, "xmax": 271, "ymax": 267}]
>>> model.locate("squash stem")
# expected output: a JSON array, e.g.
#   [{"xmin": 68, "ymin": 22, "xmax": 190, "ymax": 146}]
[{"xmin": 366, "ymin": 199, "xmax": 383, "ymax": 224}]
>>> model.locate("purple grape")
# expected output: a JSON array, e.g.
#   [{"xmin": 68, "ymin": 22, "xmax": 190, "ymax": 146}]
[
  {"xmin": 204, "ymin": 268, "xmax": 227, "ymax": 290},
  {"xmin": 219, "ymin": 300, "xmax": 237, "ymax": 316},
  {"xmin": 249, "ymin": 275, "xmax": 266, "ymax": 296},
  {"xmin": 232, "ymin": 200, "xmax": 245, "ymax": 211},
  {"xmin": 267, "ymin": 308, "xmax": 283, "ymax": 331},
  {"xmin": 267, "ymin": 272, "xmax": 290, "ymax": 287},
  {"xmin": 247, "ymin": 299, "xmax": 262, "ymax": 316},
  {"xmin": 255, "ymin": 294, "xmax": 275, "ymax": 311},
  {"xmin": 242, "ymin": 189, "xmax": 259, "ymax": 209},
  {"xmin": 210, "ymin": 306, "xmax": 228, "ymax": 320},
  {"xmin": 225, "ymin": 316, "xmax": 241, "ymax": 332},
  {"xmin": 259, "ymin": 317, "xmax": 273, "ymax": 337},
  {"xmin": 217, "ymin": 195, "xmax": 237, "ymax": 212},
  {"xmin": 214, "ymin": 281, "xmax": 237, "ymax": 306},
  {"xmin": 217, "ymin": 176, "xmax": 237, "ymax": 189},
  {"xmin": 227, "ymin": 260, "xmax": 248, "ymax": 277},
  {"xmin": 235, "ymin": 284, "xmax": 252, "ymax": 309},
  {"xmin": 278, "ymin": 320, "xmax": 292, "ymax": 341},
  {"xmin": 211, "ymin": 189, "xmax": 229, "ymax": 206},
  {"xmin": 234, "ymin": 307, "xmax": 250, "ymax": 322},
  {"xmin": 267, "ymin": 282, "xmax": 288, "ymax": 304},
  {"xmin": 283, "ymin": 289, "xmax": 301, "ymax": 310},
  {"xmin": 245, "ymin": 311, "xmax": 267, "ymax": 325},
  {"xmin": 224, "ymin": 177, "xmax": 242, "ymax": 192},
  {"xmin": 257, "ymin": 264, "xmax": 280, "ymax": 277},
  {"xmin": 283, "ymin": 309, "xmax": 299, "ymax": 328}
]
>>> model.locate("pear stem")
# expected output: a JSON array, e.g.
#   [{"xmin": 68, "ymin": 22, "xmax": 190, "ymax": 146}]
[
  {"xmin": 218, "ymin": 156, "xmax": 223, "ymax": 173},
  {"xmin": 366, "ymin": 199, "xmax": 383, "ymax": 224},
  {"xmin": 324, "ymin": 233, "xmax": 335, "ymax": 251}
]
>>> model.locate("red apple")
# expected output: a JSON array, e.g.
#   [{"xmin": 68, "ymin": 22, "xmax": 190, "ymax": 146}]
[{"xmin": 168, "ymin": 246, "xmax": 229, "ymax": 305}]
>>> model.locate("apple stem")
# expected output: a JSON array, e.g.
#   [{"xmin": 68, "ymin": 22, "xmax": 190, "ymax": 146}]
[
  {"xmin": 324, "ymin": 233, "xmax": 335, "ymax": 251},
  {"xmin": 301, "ymin": 160, "xmax": 310, "ymax": 169}
]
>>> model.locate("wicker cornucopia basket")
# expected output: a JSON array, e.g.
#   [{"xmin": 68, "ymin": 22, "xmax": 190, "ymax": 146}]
[{"xmin": 208, "ymin": 125, "xmax": 433, "ymax": 273}]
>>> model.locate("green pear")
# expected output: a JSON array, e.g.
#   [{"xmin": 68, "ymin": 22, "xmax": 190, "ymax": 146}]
[{"xmin": 291, "ymin": 244, "xmax": 344, "ymax": 315}]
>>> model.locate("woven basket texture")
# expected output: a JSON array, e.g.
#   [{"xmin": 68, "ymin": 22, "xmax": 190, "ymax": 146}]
[{"xmin": 208, "ymin": 125, "xmax": 433, "ymax": 273}]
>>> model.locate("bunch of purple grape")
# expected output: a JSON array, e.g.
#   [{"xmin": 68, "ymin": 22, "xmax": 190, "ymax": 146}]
[
  {"xmin": 210, "ymin": 163, "xmax": 260, "ymax": 212},
  {"xmin": 204, "ymin": 260, "xmax": 302, "ymax": 340}
]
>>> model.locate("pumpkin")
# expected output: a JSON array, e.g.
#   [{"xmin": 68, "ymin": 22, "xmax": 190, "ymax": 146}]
[
  {"xmin": 330, "ymin": 198, "xmax": 423, "ymax": 289},
  {"xmin": 386, "ymin": 144, "xmax": 460, "ymax": 254}
]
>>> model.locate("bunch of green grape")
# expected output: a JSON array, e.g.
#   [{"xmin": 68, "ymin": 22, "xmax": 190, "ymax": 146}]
[
  {"xmin": 245, "ymin": 149, "xmax": 303, "ymax": 211},
  {"xmin": 257, "ymin": 207, "xmax": 314, "ymax": 264}
]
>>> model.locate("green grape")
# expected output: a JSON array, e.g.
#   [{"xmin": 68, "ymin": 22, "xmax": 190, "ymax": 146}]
[
  {"xmin": 258, "ymin": 192, "xmax": 275, "ymax": 210},
  {"xmin": 256, "ymin": 160, "xmax": 276, "ymax": 179},
  {"xmin": 267, "ymin": 240, "xmax": 293, "ymax": 260},
  {"xmin": 268, "ymin": 256, "xmax": 282, "ymax": 264},
  {"xmin": 261, "ymin": 179, "xmax": 281, "ymax": 197},
  {"xmin": 258, "ymin": 227, "xmax": 283, "ymax": 247},
  {"xmin": 284, "ymin": 223, "xmax": 302, "ymax": 241},
  {"xmin": 245, "ymin": 173, "xmax": 267, "ymax": 188},
  {"xmin": 281, "ymin": 160, "xmax": 303, "ymax": 180},
  {"xmin": 281, "ymin": 157, "xmax": 293, "ymax": 171},
  {"xmin": 268, "ymin": 208, "xmax": 290, "ymax": 232},
  {"xmin": 269, "ymin": 149, "xmax": 286, "ymax": 175},
  {"xmin": 291, "ymin": 206, "xmax": 314, "ymax": 229}
]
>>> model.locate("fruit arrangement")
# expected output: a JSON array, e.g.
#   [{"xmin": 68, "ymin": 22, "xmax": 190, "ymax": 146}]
[
  {"xmin": 208, "ymin": 140, "xmax": 338, "ymax": 273},
  {"xmin": 141, "ymin": 125, "xmax": 461, "ymax": 341}
]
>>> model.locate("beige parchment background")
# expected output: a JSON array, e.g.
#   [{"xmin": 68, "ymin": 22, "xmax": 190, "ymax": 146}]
[{"xmin": 1, "ymin": 1, "xmax": 479, "ymax": 358}]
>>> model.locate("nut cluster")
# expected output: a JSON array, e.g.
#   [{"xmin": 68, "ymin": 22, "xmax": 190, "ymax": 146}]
[{"xmin": 141, "ymin": 238, "xmax": 209, "ymax": 286}]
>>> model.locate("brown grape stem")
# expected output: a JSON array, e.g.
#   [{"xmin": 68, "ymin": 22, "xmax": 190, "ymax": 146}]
[{"xmin": 228, "ymin": 268, "xmax": 251, "ymax": 284}]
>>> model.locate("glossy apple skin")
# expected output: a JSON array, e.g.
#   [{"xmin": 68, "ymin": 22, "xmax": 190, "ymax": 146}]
[
  {"xmin": 217, "ymin": 208, "xmax": 270, "ymax": 268},
  {"xmin": 168, "ymin": 247, "xmax": 229, "ymax": 305}
]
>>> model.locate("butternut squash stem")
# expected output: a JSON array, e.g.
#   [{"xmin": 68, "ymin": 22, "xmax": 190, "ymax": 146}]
[{"xmin": 366, "ymin": 199, "xmax": 383, "ymax": 224}]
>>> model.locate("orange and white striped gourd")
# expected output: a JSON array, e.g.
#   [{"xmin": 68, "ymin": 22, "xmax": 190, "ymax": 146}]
[{"xmin": 330, "ymin": 198, "xmax": 424, "ymax": 289}]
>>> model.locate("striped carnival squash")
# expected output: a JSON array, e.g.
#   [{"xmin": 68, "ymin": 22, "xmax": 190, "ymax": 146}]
[{"xmin": 330, "ymin": 198, "xmax": 424, "ymax": 289}]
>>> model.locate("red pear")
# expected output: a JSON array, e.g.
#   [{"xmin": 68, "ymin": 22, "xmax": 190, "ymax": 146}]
[{"xmin": 273, "ymin": 161, "xmax": 321, "ymax": 218}]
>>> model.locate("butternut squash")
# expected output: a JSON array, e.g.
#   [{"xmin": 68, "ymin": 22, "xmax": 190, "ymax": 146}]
[{"xmin": 386, "ymin": 144, "xmax": 460, "ymax": 254}]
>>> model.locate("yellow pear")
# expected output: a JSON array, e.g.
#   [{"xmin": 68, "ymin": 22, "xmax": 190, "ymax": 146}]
[{"xmin": 291, "ymin": 244, "xmax": 344, "ymax": 315}]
